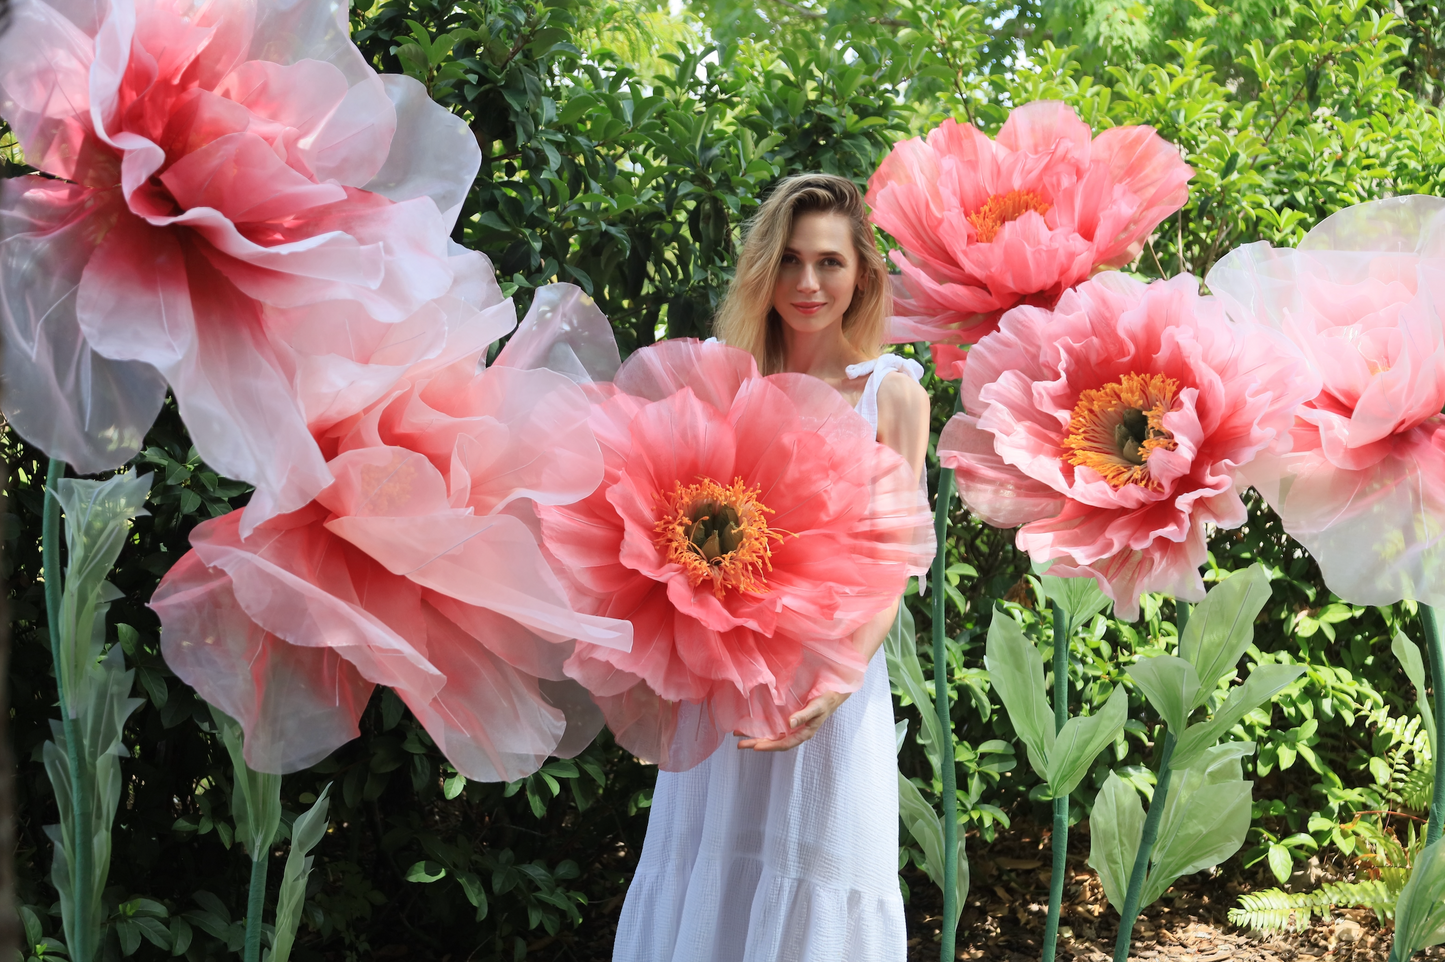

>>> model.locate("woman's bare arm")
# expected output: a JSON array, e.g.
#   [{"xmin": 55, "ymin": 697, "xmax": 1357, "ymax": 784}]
[{"xmin": 740, "ymin": 369, "xmax": 931, "ymax": 751}]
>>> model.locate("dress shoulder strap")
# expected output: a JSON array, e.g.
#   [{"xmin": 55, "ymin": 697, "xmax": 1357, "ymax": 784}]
[{"xmin": 845, "ymin": 354, "xmax": 924, "ymax": 432}]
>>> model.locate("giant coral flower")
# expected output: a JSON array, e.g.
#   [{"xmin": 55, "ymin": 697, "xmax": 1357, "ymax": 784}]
[
  {"xmin": 0, "ymin": 0, "xmax": 485, "ymax": 529},
  {"xmin": 150, "ymin": 286, "xmax": 632, "ymax": 780},
  {"xmin": 938, "ymin": 273, "xmax": 1316, "ymax": 619},
  {"xmin": 1207, "ymin": 196, "xmax": 1445, "ymax": 606},
  {"xmin": 866, "ymin": 101, "xmax": 1193, "ymax": 379},
  {"xmin": 537, "ymin": 340, "xmax": 935, "ymax": 771}
]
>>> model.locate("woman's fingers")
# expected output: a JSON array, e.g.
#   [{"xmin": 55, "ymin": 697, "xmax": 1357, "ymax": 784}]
[{"xmin": 735, "ymin": 692, "xmax": 845, "ymax": 751}]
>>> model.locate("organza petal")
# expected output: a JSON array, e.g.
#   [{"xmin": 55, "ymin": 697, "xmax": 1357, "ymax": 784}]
[
  {"xmin": 152, "ymin": 549, "xmax": 373, "ymax": 773},
  {"xmin": 494, "ymin": 282, "xmax": 621, "ymax": 383},
  {"xmin": 365, "ymin": 75, "xmax": 480, "ymax": 228},
  {"xmin": 398, "ymin": 602, "xmax": 568, "ymax": 783},
  {"xmin": 0, "ymin": 178, "xmax": 166, "ymax": 471}
]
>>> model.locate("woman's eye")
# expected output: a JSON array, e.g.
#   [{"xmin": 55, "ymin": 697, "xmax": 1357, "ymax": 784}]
[{"xmin": 823, "ymin": 258, "xmax": 845, "ymax": 268}]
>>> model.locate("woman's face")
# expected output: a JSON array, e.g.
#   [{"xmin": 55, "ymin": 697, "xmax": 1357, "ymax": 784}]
[{"xmin": 772, "ymin": 211, "xmax": 861, "ymax": 337}]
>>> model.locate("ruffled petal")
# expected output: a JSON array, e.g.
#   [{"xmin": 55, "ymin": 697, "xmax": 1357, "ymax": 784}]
[
  {"xmin": 494, "ymin": 282, "xmax": 621, "ymax": 383},
  {"xmin": 365, "ymin": 75, "xmax": 480, "ymax": 229},
  {"xmin": 0, "ymin": 178, "xmax": 166, "ymax": 471},
  {"xmin": 152, "ymin": 548, "xmax": 374, "ymax": 773}
]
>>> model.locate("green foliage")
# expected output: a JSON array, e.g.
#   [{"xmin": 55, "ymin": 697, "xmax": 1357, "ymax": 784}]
[{"xmin": 1229, "ymin": 877, "xmax": 1402, "ymax": 933}]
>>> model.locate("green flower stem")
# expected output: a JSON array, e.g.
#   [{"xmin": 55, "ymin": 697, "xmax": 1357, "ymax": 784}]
[
  {"xmin": 1424, "ymin": 604, "xmax": 1445, "ymax": 848},
  {"xmin": 44, "ymin": 458, "xmax": 94, "ymax": 962},
  {"xmin": 1042, "ymin": 602, "xmax": 1072, "ymax": 962},
  {"xmin": 931, "ymin": 390, "xmax": 965, "ymax": 962},
  {"xmin": 1112, "ymin": 604, "xmax": 1189, "ymax": 962},
  {"xmin": 245, "ymin": 852, "xmax": 270, "ymax": 962},
  {"xmin": 931, "ymin": 455, "xmax": 958, "ymax": 962}
]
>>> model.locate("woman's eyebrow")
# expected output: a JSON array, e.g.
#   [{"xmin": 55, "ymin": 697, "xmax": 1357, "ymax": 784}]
[{"xmin": 782, "ymin": 246, "xmax": 849, "ymax": 258}]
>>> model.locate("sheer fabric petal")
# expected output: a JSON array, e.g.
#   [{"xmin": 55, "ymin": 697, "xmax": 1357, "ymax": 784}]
[
  {"xmin": 1208, "ymin": 195, "xmax": 1445, "ymax": 606},
  {"xmin": 0, "ymin": 178, "xmax": 166, "ymax": 473}
]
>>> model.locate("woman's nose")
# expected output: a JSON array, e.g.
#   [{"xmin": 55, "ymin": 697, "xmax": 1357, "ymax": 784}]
[{"xmin": 797, "ymin": 264, "xmax": 820, "ymax": 291}]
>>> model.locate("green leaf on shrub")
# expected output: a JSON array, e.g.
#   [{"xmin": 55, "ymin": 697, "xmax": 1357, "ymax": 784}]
[
  {"xmin": 406, "ymin": 861, "xmax": 448, "ymax": 883},
  {"xmin": 1037, "ymin": 572, "xmax": 1112, "ymax": 627}
]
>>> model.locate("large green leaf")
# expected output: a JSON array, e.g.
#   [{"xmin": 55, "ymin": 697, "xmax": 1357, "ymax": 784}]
[
  {"xmin": 1126, "ymin": 656, "xmax": 1201, "ymax": 733},
  {"xmin": 1141, "ymin": 743, "xmax": 1255, "ymax": 907},
  {"xmin": 883, "ymin": 606, "xmax": 946, "ymax": 776},
  {"xmin": 984, "ymin": 611, "xmax": 1055, "ymax": 780},
  {"xmin": 271, "ymin": 785, "xmax": 333, "ymax": 962},
  {"xmin": 1045, "ymin": 685, "xmax": 1128, "ymax": 798},
  {"xmin": 897, "ymin": 773, "xmax": 968, "ymax": 933},
  {"xmin": 1170, "ymin": 664, "xmax": 1305, "ymax": 770},
  {"xmin": 1178, "ymin": 564, "xmax": 1272, "ymax": 699},
  {"xmin": 1391, "ymin": 631, "xmax": 1436, "ymax": 757},
  {"xmin": 211, "ymin": 707, "xmax": 282, "ymax": 859},
  {"xmin": 1038, "ymin": 573, "xmax": 1112, "ymax": 628},
  {"xmin": 1088, "ymin": 772, "xmax": 1145, "ymax": 912},
  {"xmin": 1393, "ymin": 836, "xmax": 1445, "ymax": 958}
]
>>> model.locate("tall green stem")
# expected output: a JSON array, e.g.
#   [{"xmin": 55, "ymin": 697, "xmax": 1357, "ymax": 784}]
[
  {"xmin": 44, "ymin": 459, "xmax": 93, "ymax": 962},
  {"xmin": 1112, "ymin": 604, "xmax": 1189, "ymax": 962},
  {"xmin": 931, "ymin": 454, "xmax": 958, "ymax": 962},
  {"xmin": 1423, "ymin": 604, "xmax": 1445, "ymax": 847},
  {"xmin": 244, "ymin": 853, "xmax": 269, "ymax": 962},
  {"xmin": 929, "ymin": 391, "xmax": 965, "ymax": 960},
  {"xmin": 1041, "ymin": 602, "xmax": 1071, "ymax": 962}
]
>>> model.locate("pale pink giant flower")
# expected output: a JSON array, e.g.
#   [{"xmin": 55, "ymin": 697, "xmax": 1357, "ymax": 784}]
[
  {"xmin": 937, "ymin": 273, "xmax": 1316, "ymax": 619},
  {"xmin": 151, "ymin": 287, "xmax": 633, "ymax": 780},
  {"xmin": 1207, "ymin": 196, "xmax": 1445, "ymax": 606},
  {"xmin": 867, "ymin": 102, "xmax": 1193, "ymax": 379},
  {"xmin": 0, "ymin": 0, "xmax": 489, "ymax": 530}
]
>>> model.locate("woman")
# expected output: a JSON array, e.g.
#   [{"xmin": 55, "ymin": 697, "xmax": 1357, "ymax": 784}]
[{"xmin": 613, "ymin": 174, "xmax": 930, "ymax": 961}]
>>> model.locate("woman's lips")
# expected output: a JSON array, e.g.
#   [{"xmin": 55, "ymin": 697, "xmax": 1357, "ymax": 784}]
[{"xmin": 792, "ymin": 302, "xmax": 827, "ymax": 315}]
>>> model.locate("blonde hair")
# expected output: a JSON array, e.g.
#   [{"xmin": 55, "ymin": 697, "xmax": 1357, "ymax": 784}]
[{"xmin": 714, "ymin": 173, "xmax": 891, "ymax": 375}]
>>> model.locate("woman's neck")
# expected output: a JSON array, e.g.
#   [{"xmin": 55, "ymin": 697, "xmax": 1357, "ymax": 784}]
[{"xmin": 781, "ymin": 323, "xmax": 868, "ymax": 380}]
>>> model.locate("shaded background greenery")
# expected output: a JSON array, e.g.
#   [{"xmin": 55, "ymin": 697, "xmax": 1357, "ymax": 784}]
[{"xmin": 2, "ymin": 0, "xmax": 1444, "ymax": 957}]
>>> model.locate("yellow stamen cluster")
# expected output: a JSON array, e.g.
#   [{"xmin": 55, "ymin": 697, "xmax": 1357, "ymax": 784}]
[
  {"xmin": 968, "ymin": 189, "xmax": 1052, "ymax": 243},
  {"xmin": 654, "ymin": 477, "xmax": 785, "ymax": 599},
  {"xmin": 1062, "ymin": 373, "xmax": 1181, "ymax": 490}
]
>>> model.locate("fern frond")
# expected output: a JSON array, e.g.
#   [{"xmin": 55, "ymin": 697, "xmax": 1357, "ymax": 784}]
[
  {"xmin": 1229, "ymin": 877, "xmax": 1406, "ymax": 935},
  {"xmin": 1402, "ymin": 761, "xmax": 1434, "ymax": 812}
]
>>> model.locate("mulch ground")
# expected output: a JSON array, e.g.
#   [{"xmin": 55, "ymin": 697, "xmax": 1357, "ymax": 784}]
[{"xmin": 546, "ymin": 818, "xmax": 1440, "ymax": 961}]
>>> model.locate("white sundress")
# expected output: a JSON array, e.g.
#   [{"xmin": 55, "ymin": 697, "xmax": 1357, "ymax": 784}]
[{"xmin": 612, "ymin": 354, "xmax": 923, "ymax": 962}]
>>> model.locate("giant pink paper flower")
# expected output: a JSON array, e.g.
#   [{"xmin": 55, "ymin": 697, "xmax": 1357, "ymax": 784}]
[
  {"xmin": 867, "ymin": 101, "xmax": 1193, "ymax": 379},
  {"xmin": 0, "ymin": 0, "xmax": 487, "ymax": 529},
  {"xmin": 1207, "ymin": 196, "xmax": 1445, "ymax": 606},
  {"xmin": 938, "ymin": 273, "xmax": 1316, "ymax": 619},
  {"xmin": 537, "ymin": 340, "xmax": 935, "ymax": 771},
  {"xmin": 150, "ymin": 286, "xmax": 633, "ymax": 780}
]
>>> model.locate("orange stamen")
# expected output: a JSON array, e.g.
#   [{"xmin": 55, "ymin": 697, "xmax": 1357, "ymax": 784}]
[
  {"xmin": 1061, "ymin": 373, "xmax": 1181, "ymax": 490},
  {"xmin": 654, "ymin": 477, "xmax": 788, "ymax": 598},
  {"xmin": 968, "ymin": 189, "xmax": 1052, "ymax": 243}
]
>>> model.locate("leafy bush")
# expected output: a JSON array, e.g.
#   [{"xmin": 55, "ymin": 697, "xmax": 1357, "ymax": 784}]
[{"xmin": 3, "ymin": 0, "xmax": 1444, "ymax": 957}]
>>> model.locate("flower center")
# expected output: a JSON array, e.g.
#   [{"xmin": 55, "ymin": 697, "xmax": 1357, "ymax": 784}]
[
  {"xmin": 968, "ymin": 189, "xmax": 1052, "ymax": 243},
  {"xmin": 1061, "ymin": 373, "xmax": 1181, "ymax": 490},
  {"xmin": 654, "ymin": 478, "xmax": 786, "ymax": 598}
]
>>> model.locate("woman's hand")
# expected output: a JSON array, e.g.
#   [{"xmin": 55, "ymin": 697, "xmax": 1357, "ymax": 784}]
[{"xmin": 735, "ymin": 691, "xmax": 851, "ymax": 752}]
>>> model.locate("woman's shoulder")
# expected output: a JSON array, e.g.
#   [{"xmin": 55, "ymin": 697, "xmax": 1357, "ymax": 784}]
[{"xmin": 875, "ymin": 368, "xmax": 929, "ymax": 424}]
